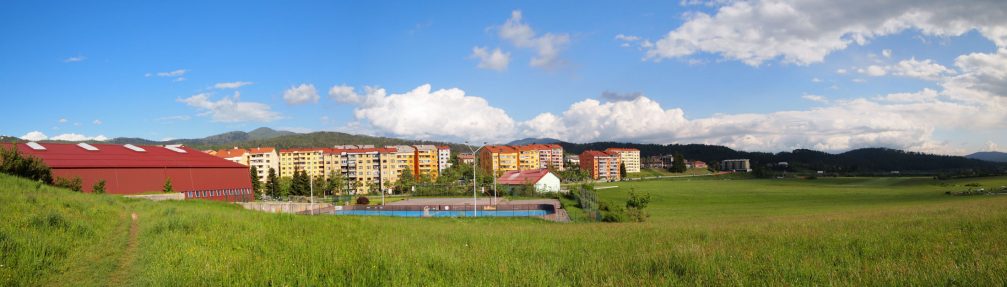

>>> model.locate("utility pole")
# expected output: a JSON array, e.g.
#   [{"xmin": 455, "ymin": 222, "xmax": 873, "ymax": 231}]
[
  {"xmin": 466, "ymin": 141, "xmax": 487, "ymax": 217},
  {"xmin": 309, "ymin": 173, "xmax": 314, "ymax": 215}
]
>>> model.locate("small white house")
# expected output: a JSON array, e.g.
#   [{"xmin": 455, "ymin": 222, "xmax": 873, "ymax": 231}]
[{"xmin": 496, "ymin": 169, "xmax": 561, "ymax": 193}]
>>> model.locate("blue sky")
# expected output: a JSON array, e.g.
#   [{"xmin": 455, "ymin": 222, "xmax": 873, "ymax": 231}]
[{"xmin": 2, "ymin": 1, "xmax": 1005, "ymax": 155}]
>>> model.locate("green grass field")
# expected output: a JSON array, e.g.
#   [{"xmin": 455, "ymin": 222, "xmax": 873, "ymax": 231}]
[
  {"xmin": 2, "ymin": 174, "xmax": 1006, "ymax": 286},
  {"xmin": 623, "ymin": 167, "xmax": 712, "ymax": 179}
]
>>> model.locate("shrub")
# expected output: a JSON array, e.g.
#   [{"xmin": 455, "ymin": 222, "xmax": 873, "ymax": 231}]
[
  {"xmin": 356, "ymin": 196, "xmax": 370, "ymax": 205},
  {"xmin": 92, "ymin": 180, "xmax": 106, "ymax": 194},
  {"xmin": 163, "ymin": 178, "xmax": 173, "ymax": 193},
  {"xmin": 0, "ymin": 146, "xmax": 52, "ymax": 183},
  {"xmin": 54, "ymin": 176, "xmax": 82, "ymax": 192}
]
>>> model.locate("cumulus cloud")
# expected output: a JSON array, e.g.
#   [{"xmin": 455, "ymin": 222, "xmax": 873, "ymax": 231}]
[
  {"xmin": 633, "ymin": 1, "xmax": 1007, "ymax": 66},
  {"xmin": 283, "ymin": 84, "xmax": 319, "ymax": 105},
  {"xmin": 601, "ymin": 91, "xmax": 644, "ymax": 102},
  {"xmin": 214, "ymin": 81, "xmax": 253, "ymax": 89},
  {"xmin": 882, "ymin": 49, "xmax": 893, "ymax": 58},
  {"xmin": 148, "ymin": 69, "xmax": 187, "ymax": 82},
  {"xmin": 50, "ymin": 133, "xmax": 109, "ymax": 142},
  {"xmin": 497, "ymin": 10, "xmax": 571, "ymax": 68},
  {"xmin": 858, "ymin": 58, "xmax": 954, "ymax": 81},
  {"xmin": 179, "ymin": 92, "xmax": 281, "ymax": 122},
  {"xmin": 58, "ymin": 118, "xmax": 67, "ymax": 123},
  {"xmin": 338, "ymin": 84, "xmax": 516, "ymax": 142},
  {"xmin": 471, "ymin": 46, "xmax": 511, "ymax": 71},
  {"xmin": 328, "ymin": 85, "xmax": 360, "ymax": 104},
  {"xmin": 20, "ymin": 131, "xmax": 48, "ymax": 141},
  {"xmin": 802, "ymin": 94, "xmax": 828, "ymax": 103}
]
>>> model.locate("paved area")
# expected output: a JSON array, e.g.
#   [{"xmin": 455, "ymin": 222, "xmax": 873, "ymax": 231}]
[{"xmin": 387, "ymin": 197, "xmax": 505, "ymax": 206}]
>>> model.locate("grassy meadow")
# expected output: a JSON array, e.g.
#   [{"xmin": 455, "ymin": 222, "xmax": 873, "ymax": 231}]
[{"xmin": 2, "ymin": 173, "xmax": 1007, "ymax": 286}]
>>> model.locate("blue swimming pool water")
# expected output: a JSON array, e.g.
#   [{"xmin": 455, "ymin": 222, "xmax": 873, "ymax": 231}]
[{"xmin": 330, "ymin": 209, "xmax": 550, "ymax": 217}]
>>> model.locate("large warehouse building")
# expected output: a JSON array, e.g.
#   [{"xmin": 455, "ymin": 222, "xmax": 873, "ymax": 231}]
[{"xmin": 10, "ymin": 142, "xmax": 253, "ymax": 202}]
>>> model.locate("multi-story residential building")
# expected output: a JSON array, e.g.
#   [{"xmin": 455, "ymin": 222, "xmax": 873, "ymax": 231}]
[
  {"xmin": 333, "ymin": 144, "xmax": 374, "ymax": 149},
  {"xmin": 478, "ymin": 145, "xmax": 518, "ymax": 176},
  {"xmin": 248, "ymin": 147, "xmax": 279, "ymax": 183},
  {"xmin": 541, "ymin": 144, "xmax": 565, "ymax": 171},
  {"xmin": 605, "ymin": 148, "xmax": 641, "ymax": 173},
  {"xmin": 579, "ymin": 150, "xmax": 621, "ymax": 181},
  {"xmin": 565, "ymin": 155, "xmax": 580, "ymax": 166},
  {"xmin": 389, "ymin": 145, "xmax": 417, "ymax": 180},
  {"xmin": 720, "ymin": 159, "xmax": 751, "ymax": 172},
  {"xmin": 413, "ymin": 145, "xmax": 440, "ymax": 180},
  {"xmin": 325, "ymin": 147, "xmax": 392, "ymax": 194},
  {"xmin": 437, "ymin": 146, "xmax": 451, "ymax": 172},
  {"xmin": 516, "ymin": 145, "xmax": 542, "ymax": 171},
  {"xmin": 458, "ymin": 153, "xmax": 475, "ymax": 165},
  {"xmin": 215, "ymin": 148, "xmax": 249, "ymax": 166},
  {"xmin": 279, "ymin": 148, "xmax": 327, "ymax": 178}
]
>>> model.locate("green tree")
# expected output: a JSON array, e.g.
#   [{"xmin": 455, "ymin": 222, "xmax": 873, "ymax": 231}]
[
  {"xmin": 353, "ymin": 179, "xmax": 364, "ymax": 195},
  {"xmin": 398, "ymin": 168, "xmax": 414, "ymax": 193},
  {"xmin": 326, "ymin": 170, "xmax": 345, "ymax": 197},
  {"xmin": 311, "ymin": 175, "xmax": 325, "ymax": 196},
  {"xmin": 669, "ymin": 152, "xmax": 687, "ymax": 173},
  {"xmin": 0, "ymin": 146, "xmax": 52, "ymax": 183},
  {"xmin": 92, "ymin": 179, "xmax": 106, "ymax": 194},
  {"xmin": 54, "ymin": 176, "xmax": 82, "ymax": 192},
  {"xmin": 619, "ymin": 163, "xmax": 627, "ymax": 179},
  {"xmin": 249, "ymin": 166, "xmax": 261, "ymax": 196},
  {"xmin": 265, "ymin": 167, "xmax": 279, "ymax": 198},
  {"xmin": 163, "ymin": 177, "xmax": 173, "ymax": 193}
]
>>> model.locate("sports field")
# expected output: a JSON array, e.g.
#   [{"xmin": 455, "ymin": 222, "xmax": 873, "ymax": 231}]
[{"xmin": 2, "ymin": 174, "xmax": 1006, "ymax": 286}]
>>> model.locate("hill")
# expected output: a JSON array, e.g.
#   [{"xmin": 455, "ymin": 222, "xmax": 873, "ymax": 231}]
[
  {"xmin": 103, "ymin": 127, "xmax": 470, "ymax": 152},
  {"xmin": 506, "ymin": 137, "xmax": 563, "ymax": 145},
  {"xmin": 966, "ymin": 151, "xmax": 1007, "ymax": 163}
]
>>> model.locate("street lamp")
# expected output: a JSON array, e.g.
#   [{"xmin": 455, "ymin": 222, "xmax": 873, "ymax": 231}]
[{"xmin": 465, "ymin": 141, "xmax": 487, "ymax": 217}]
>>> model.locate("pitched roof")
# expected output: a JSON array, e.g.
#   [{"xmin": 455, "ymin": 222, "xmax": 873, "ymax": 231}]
[
  {"xmin": 248, "ymin": 147, "xmax": 275, "ymax": 154},
  {"xmin": 215, "ymin": 148, "xmax": 248, "ymax": 158},
  {"xmin": 483, "ymin": 145, "xmax": 517, "ymax": 153},
  {"xmin": 581, "ymin": 150, "xmax": 617, "ymax": 157},
  {"xmin": 279, "ymin": 148, "xmax": 329, "ymax": 153},
  {"xmin": 7, "ymin": 142, "xmax": 247, "ymax": 169},
  {"xmin": 605, "ymin": 148, "xmax": 640, "ymax": 152},
  {"xmin": 496, "ymin": 169, "xmax": 552, "ymax": 185}
]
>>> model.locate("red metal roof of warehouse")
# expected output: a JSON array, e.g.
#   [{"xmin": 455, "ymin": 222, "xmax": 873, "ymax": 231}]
[{"xmin": 7, "ymin": 142, "xmax": 249, "ymax": 169}]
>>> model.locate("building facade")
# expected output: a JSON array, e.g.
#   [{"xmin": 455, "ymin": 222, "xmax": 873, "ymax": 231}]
[
  {"xmin": 279, "ymin": 148, "xmax": 327, "ymax": 178},
  {"xmin": 248, "ymin": 147, "xmax": 278, "ymax": 183},
  {"xmin": 720, "ymin": 159, "xmax": 751, "ymax": 172},
  {"xmin": 579, "ymin": 150, "xmax": 621, "ymax": 181},
  {"xmin": 11, "ymin": 142, "xmax": 252, "ymax": 202},
  {"xmin": 215, "ymin": 148, "xmax": 249, "ymax": 166},
  {"xmin": 437, "ymin": 146, "xmax": 451, "ymax": 172},
  {"xmin": 605, "ymin": 148, "xmax": 641, "ymax": 173},
  {"xmin": 478, "ymin": 145, "xmax": 518, "ymax": 176}
]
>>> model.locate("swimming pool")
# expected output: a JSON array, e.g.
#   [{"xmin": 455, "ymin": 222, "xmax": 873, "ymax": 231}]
[{"xmin": 330, "ymin": 209, "xmax": 550, "ymax": 217}]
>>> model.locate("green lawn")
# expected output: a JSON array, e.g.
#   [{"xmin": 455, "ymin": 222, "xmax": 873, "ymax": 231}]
[
  {"xmin": 624, "ymin": 167, "xmax": 712, "ymax": 179},
  {"xmin": 2, "ymin": 174, "xmax": 1007, "ymax": 286}
]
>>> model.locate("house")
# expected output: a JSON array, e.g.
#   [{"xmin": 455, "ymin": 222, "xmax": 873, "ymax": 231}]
[
  {"xmin": 720, "ymin": 159, "xmax": 751, "ymax": 172},
  {"xmin": 9, "ymin": 142, "xmax": 253, "ymax": 202},
  {"xmin": 689, "ymin": 160, "xmax": 708, "ymax": 169},
  {"xmin": 458, "ymin": 153, "xmax": 475, "ymax": 165},
  {"xmin": 496, "ymin": 169, "xmax": 561, "ymax": 193}
]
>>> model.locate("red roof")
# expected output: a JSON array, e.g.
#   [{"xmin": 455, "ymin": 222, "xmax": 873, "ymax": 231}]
[
  {"xmin": 248, "ymin": 147, "xmax": 275, "ymax": 154},
  {"xmin": 215, "ymin": 148, "xmax": 248, "ymax": 158},
  {"xmin": 605, "ymin": 148, "xmax": 640, "ymax": 152},
  {"xmin": 483, "ymin": 145, "xmax": 517, "ymax": 153},
  {"xmin": 437, "ymin": 145, "xmax": 450, "ymax": 150},
  {"xmin": 581, "ymin": 150, "xmax": 617, "ymax": 157},
  {"xmin": 8, "ymin": 143, "xmax": 248, "ymax": 169},
  {"xmin": 496, "ymin": 169, "xmax": 552, "ymax": 185},
  {"xmin": 279, "ymin": 148, "xmax": 329, "ymax": 153}
]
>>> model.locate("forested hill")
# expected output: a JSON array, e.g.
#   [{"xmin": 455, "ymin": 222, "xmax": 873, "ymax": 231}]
[
  {"xmin": 559, "ymin": 142, "xmax": 1005, "ymax": 175},
  {"xmin": 104, "ymin": 128, "xmax": 471, "ymax": 152}
]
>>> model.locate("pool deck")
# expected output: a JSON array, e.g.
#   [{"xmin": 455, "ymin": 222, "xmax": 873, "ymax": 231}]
[{"xmin": 304, "ymin": 197, "xmax": 570, "ymax": 222}]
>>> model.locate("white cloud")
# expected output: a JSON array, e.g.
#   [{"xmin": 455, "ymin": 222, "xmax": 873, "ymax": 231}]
[
  {"xmin": 157, "ymin": 69, "xmax": 187, "ymax": 77},
  {"xmin": 156, "ymin": 115, "xmax": 192, "ymax": 122},
  {"xmin": 92, "ymin": 119, "xmax": 102, "ymax": 125},
  {"xmin": 179, "ymin": 92, "xmax": 281, "ymax": 123},
  {"xmin": 987, "ymin": 141, "xmax": 1000, "ymax": 152},
  {"xmin": 214, "ymin": 81, "xmax": 253, "ymax": 89},
  {"xmin": 50, "ymin": 133, "xmax": 109, "ymax": 142},
  {"xmin": 328, "ymin": 85, "xmax": 360, "ymax": 104},
  {"xmin": 882, "ymin": 49, "xmax": 893, "ymax": 58},
  {"xmin": 635, "ymin": 1, "xmax": 1007, "ymax": 66},
  {"xmin": 283, "ymin": 84, "xmax": 319, "ymax": 105},
  {"xmin": 802, "ymin": 94, "xmax": 828, "ymax": 103},
  {"xmin": 341, "ymin": 84, "xmax": 517, "ymax": 142},
  {"xmin": 58, "ymin": 118, "xmax": 67, "ymax": 123},
  {"xmin": 20, "ymin": 131, "xmax": 47, "ymax": 141},
  {"xmin": 63, "ymin": 56, "xmax": 86, "ymax": 63},
  {"xmin": 836, "ymin": 68, "xmax": 848, "ymax": 75},
  {"xmin": 811, "ymin": 77, "xmax": 822, "ymax": 83},
  {"xmin": 470, "ymin": 46, "xmax": 511, "ymax": 71},
  {"xmin": 858, "ymin": 58, "xmax": 954, "ymax": 81},
  {"xmin": 497, "ymin": 10, "xmax": 571, "ymax": 68}
]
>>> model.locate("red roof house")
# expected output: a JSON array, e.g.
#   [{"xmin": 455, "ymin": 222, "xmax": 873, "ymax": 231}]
[{"xmin": 495, "ymin": 169, "xmax": 561, "ymax": 193}]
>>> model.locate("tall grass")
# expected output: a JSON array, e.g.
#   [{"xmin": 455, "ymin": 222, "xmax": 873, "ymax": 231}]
[{"xmin": 2, "ymin": 174, "xmax": 1006, "ymax": 285}]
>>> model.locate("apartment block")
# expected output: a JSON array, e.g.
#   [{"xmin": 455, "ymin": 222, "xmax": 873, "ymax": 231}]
[
  {"xmin": 579, "ymin": 150, "xmax": 621, "ymax": 181},
  {"xmin": 479, "ymin": 145, "xmax": 519, "ymax": 176},
  {"xmin": 413, "ymin": 145, "xmax": 440, "ymax": 180},
  {"xmin": 248, "ymin": 147, "xmax": 278, "ymax": 183},
  {"xmin": 720, "ymin": 159, "xmax": 751, "ymax": 172},
  {"xmin": 279, "ymin": 148, "xmax": 327, "ymax": 178},
  {"xmin": 605, "ymin": 148, "xmax": 641, "ymax": 173},
  {"xmin": 528, "ymin": 144, "xmax": 564, "ymax": 170},
  {"xmin": 215, "ymin": 148, "xmax": 249, "ymax": 166},
  {"xmin": 516, "ymin": 146, "xmax": 542, "ymax": 171},
  {"xmin": 325, "ymin": 147, "xmax": 393, "ymax": 194},
  {"xmin": 437, "ymin": 146, "xmax": 451, "ymax": 172}
]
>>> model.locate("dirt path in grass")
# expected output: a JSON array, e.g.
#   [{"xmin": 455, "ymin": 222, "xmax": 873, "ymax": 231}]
[{"xmin": 107, "ymin": 212, "xmax": 139, "ymax": 286}]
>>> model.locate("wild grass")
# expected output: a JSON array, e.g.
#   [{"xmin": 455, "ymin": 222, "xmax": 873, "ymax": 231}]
[{"xmin": 2, "ymin": 174, "xmax": 1006, "ymax": 285}]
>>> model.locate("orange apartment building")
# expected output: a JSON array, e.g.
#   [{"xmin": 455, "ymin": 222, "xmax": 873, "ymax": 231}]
[{"xmin": 579, "ymin": 150, "xmax": 622, "ymax": 181}]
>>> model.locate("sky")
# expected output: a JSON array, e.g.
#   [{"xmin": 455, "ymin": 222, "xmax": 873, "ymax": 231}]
[{"xmin": 1, "ymin": 0, "xmax": 1005, "ymax": 155}]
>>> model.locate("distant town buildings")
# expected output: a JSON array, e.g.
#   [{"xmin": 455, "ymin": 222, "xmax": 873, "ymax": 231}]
[
  {"xmin": 216, "ymin": 148, "xmax": 249, "ymax": 166},
  {"xmin": 458, "ymin": 153, "xmax": 475, "ymax": 165},
  {"xmin": 579, "ymin": 150, "xmax": 621, "ymax": 181},
  {"xmin": 605, "ymin": 148, "xmax": 641, "ymax": 173},
  {"xmin": 248, "ymin": 147, "xmax": 278, "ymax": 182},
  {"xmin": 478, "ymin": 144, "xmax": 565, "ymax": 175},
  {"xmin": 688, "ymin": 160, "xmax": 708, "ymax": 169},
  {"xmin": 438, "ymin": 146, "xmax": 451, "ymax": 171},
  {"xmin": 720, "ymin": 159, "xmax": 751, "ymax": 172}
]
